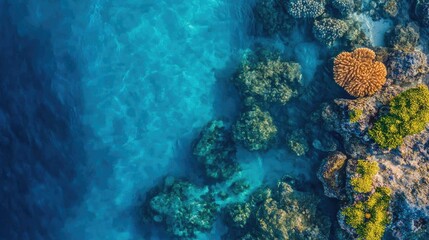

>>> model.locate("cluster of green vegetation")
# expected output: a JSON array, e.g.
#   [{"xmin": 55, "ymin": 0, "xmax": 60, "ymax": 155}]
[
  {"xmin": 349, "ymin": 108, "xmax": 363, "ymax": 123},
  {"xmin": 342, "ymin": 187, "xmax": 392, "ymax": 240},
  {"xmin": 369, "ymin": 85, "xmax": 429, "ymax": 149},
  {"xmin": 350, "ymin": 160, "xmax": 379, "ymax": 193}
]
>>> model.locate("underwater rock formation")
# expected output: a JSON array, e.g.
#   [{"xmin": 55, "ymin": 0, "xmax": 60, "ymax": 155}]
[
  {"xmin": 233, "ymin": 49, "xmax": 302, "ymax": 107},
  {"xmin": 193, "ymin": 120, "xmax": 238, "ymax": 181},
  {"xmin": 334, "ymin": 48, "xmax": 387, "ymax": 97},
  {"xmin": 312, "ymin": 18, "xmax": 348, "ymax": 46},
  {"xmin": 317, "ymin": 152, "xmax": 348, "ymax": 200},
  {"xmin": 253, "ymin": 0, "xmax": 295, "ymax": 36},
  {"xmin": 223, "ymin": 178, "xmax": 331, "ymax": 239},
  {"xmin": 385, "ymin": 24, "xmax": 420, "ymax": 51},
  {"xmin": 386, "ymin": 50, "xmax": 428, "ymax": 86},
  {"xmin": 233, "ymin": 106, "xmax": 277, "ymax": 151},
  {"xmin": 143, "ymin": 177, "xmax": 218, "ymax": 239},
  {"xmin": 286, "ymin": 0, "xmax": 325, "ymax": 19}
]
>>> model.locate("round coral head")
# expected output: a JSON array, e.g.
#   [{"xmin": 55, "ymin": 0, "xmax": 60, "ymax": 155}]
[{"xmin": 334, "ymin": 48, "xmax": 387, "ymax": 97}]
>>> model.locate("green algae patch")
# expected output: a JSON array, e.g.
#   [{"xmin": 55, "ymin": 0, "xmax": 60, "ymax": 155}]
[
  {"xmin": 342, "ymin": 187, "xmax": 391, "ymax": 240},
  {"xmin": 351, "ymin": 160, "xmax": 379, "ymax": 193},
  {"xmin": 369, "ymin": 85, "xmax": 429, "ymax": 149},
  {"xmin": 349, "ymin": 108, "xmax": 363, "ymax": 123}
]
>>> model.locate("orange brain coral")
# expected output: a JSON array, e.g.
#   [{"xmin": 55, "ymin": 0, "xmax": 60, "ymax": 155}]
[{"xmin": 334, "ymin": 48, "xmax": 387, "ymax": 97}]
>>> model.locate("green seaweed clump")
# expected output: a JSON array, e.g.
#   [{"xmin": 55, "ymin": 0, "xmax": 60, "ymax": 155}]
[
  {"xmin": 349, "ymin": 108, "xmax": 363, "ymax": 123},
  {"xmin": 369, "ymin": 85, "xmax": 429, "ymax": 149},
  {"xmin": 233, "ymin": 106, "xmax": 277, "ymax": 151},
  {"xmin": 350, "ymin": 160, "xmax": 379, "ymax": 193},
  {"xmin": 193, "ymin": 120, "xmax": 238, "ymax": 181},
  {"xmin": 342, "ymin": 187, "xmax": 391, "ymax": 240},
  {"xmin": 234, "ymin": 49, "xmax": 302, "ymax": 107}
]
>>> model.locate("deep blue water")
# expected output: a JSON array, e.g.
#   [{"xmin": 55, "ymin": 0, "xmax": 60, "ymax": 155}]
[{"xmin": 0, "ymin": 1, "xmax": 329, "ymax": 239}]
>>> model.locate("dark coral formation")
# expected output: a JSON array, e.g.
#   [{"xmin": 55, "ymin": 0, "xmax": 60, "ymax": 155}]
[
  {"xmin": 143, "ymin": 177, "xmax": 218, "ymax": 239},
  {"xmin": 233, "ymin": 106, "xmax": 277, "ymax": 151},
  {"xmin": 414, "ymin": 0, "xmax": 429, "ymax": 27},
  {"xmin": 253, "ymin": 0, "xmax": 295, "ymax": 36},
  {"xmin": 331, "ymin": 0, "xmax": 355, "ymax": 16},
  {"xmin": 193, "ymin": 120, "xmax": 238, "ymax": 181},
  {"xmin": 224, "ymin": 178, "xmax": 331, "ymax": 239},
  {"xmin": 233, "ymin": 49, "xmax": 302, "ymax": 107},
  {"xmin": 286, "ymin": 129, "xmax": 309, "ymax": 156}
]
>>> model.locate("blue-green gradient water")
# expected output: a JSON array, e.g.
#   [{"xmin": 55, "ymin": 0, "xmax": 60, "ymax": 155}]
[{"xmin": 1, "ymin": 0, "xmax": 325, "ymax": 239}]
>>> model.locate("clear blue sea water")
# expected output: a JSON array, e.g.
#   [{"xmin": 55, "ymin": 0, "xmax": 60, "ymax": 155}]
[{"xmin": 0, "ymin": 0, "xmax": 325, "ymax": 239}]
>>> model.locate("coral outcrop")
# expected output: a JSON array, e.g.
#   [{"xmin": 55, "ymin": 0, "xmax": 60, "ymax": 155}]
[
  {"xmin": 313, "ymin": 18, "xmax": 348, "ymax": 46},
  {"xmin": 233, "ymin": 106, "xmax": 277, "ymax": 151},
  {"xmin": 333, "ymin": 48, "xmax": 387, "ymax": 97},
  {"xmin": 286, "ymin": 0, "xmax": 325, "ymax": 19},
  {"xmin": 143, "ymin": 177, "xmax": 218, "ymax": 239},
  {"xmin": 233, "ymin": 49, "xmax": 302, "ymax": 107},
  {"xmin": 286, "ymin": 129, "xmax": 309, "ymax": 156},
  {"xmin": 223, "ymin": 178, "xmax": 331, "ymax": 239},
  {"xmin": 385, "ymin": 25, "xmax": 420, "ymax": 51},
  {"xmin": 349, "ymin": 160, "xmax": 379, "ymax": 193},
  {"xmin": 193, "ymin": 120, "xmax": 238, "ymax": 181}
]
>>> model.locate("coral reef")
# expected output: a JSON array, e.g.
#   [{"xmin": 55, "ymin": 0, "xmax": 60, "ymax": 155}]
[
  {"xmin": 193, "ymin": 120, "xmax": 238, "ymax": 181},
  {"xmin": 312, "ymin": 18, "xmax": 348, "ymax": 46},
  {"xmin": 286, "ymin": 129, "xmax": 309, "ymax": 156},
  {"xmin": 224, "ymin": 178, "xmax": 331, "ymax": 239},
  {"xmin": 334, "ymin": 48, "xmax": 387, "ymax": 97},
  {"xmin": 233, "ymin": 106, "xmax": 277, "ymax": 151},
  {"xmin": 223, "ymin": 202, "xmax": 252, "ymax": 228},
  {"xmin": 253, "ymin": 0, "xmax": 294, "ymax": 36},
  {"xmin": 331, "ymin": 0, "xmax": 355, "ymax": 16},
  {"xmin": 143, "ymin": 177, "xmax": 218, "ymax": 239},
  {"xmin": 386, "ymin": 50, "xmax": 428, "ymax": 86},
  {"xmin": 369, "ymin": 85, "xmax": 429, "ymax": 149},
  {"xmin": 340, "ymin": 187, "xmax": 392, "ymax": 240},
  {"xmin": 317, "ymin": 152, "xmax": 348, "ymax": 200},
  {"xmin": 233, "ymin": 49, "xmax": 302, "ymax": 107},
  {"xmin": 286, "ymin": 0, "xmax": 325, "ymax": 19},
  {"xmin": 385, "ymin": 25, "xmax": 420, "ymax": 51},
  {"xmin": 349, "ymin": 160, "xmax": 379, "ymax": 193}
]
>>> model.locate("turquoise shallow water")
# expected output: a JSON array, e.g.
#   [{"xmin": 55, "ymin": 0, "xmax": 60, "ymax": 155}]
[{"xmin": 2, "ymin": 0, "xmax": 324, "ymax": 239}]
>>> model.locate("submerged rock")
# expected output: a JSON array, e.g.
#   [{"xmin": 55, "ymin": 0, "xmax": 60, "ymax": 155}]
[
  {"xmin": 253, "ymin": 0, "xmax": 295, "ymax": 36},
  {"xmin": 317, "ymin": 152, "xmax": 348, "ymax": 200},
  {"xmin": 143, "ymin": 177, "xmax": 218, "ymax": 239},
  {"xmin": 193, "ymin": 120, "xmax": 238, "ymax": 181},
  {"xmin": 386, "ymin": 50, "xmax": 428, "ymax": 86}
]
